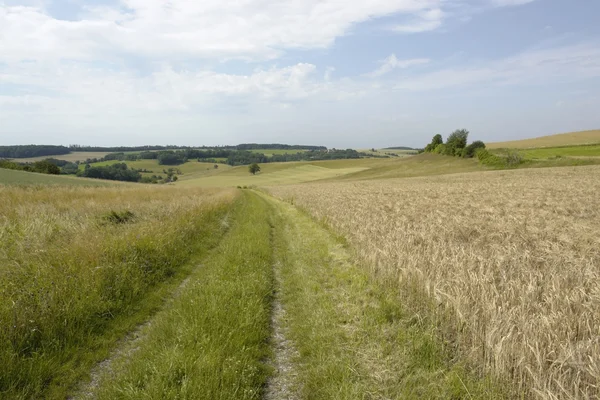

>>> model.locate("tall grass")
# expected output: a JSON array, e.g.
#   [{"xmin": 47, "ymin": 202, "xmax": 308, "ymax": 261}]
[
  {"xmin": 93, "ymin": 191, "xmax": 274, "ymax": 399},
  {"xmin": 0, "ymin": 185, "xmax": 237, "ymax": 398},
  {"xmin": 268, "ymin": 165, "xmax": 600, "ymax": 399}
]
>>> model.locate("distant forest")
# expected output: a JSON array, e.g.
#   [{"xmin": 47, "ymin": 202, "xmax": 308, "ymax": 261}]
[
  {"xmin": 0, "ymin": 145, "xmax": 71, "ymax": 159},
  {"xmin": 384, "ymin": 146, "xmax": 416, "ymax": 150},
  {"xmin": 0, "ymin": 144, "xmax": 328, "ymax": 159}
]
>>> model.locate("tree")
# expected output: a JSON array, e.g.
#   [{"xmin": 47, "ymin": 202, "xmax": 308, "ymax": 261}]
[
  {"xmin": 445, "ymin": 129, "xmax": 469, "ymax": 156},
  {"xmin": 248, "ymin": 163, "xmax": 261, "ymax": 175},
  {"xmin": 424, "ymin": 134, "xmax": 443, "ymax": 152}
]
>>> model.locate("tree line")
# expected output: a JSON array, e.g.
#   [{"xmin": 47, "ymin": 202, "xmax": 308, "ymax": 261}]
[{"xmin": 0, "ymin": 145, "xmax": 70, "ymax": 159}]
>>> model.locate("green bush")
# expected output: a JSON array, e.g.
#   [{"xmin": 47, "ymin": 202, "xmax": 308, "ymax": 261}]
[
  {"xmin": 463, "ymin": 141, "xmax": 486, "ymax": 158},
  {"xmin": 433, "ymin": 144, "xmax": 446, "ymax": 154}
]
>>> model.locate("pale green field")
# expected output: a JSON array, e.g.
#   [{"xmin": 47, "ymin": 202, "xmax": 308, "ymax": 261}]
[
  {"xmin": 492, "ymin": 144, "xmax": 600, "ymax": 159},
  {"xmin": 359, "ymin": 148, "xmax": 418, "ymax": 157},
  {"xmin": 249, "ymin": 148, "xmax": 309, "ymax": 156},
  {"xmin": 81, "ymin": 160, "xmax": 232, "ymax": 181},
  {"xmin": 177, "ymin": 164, "xmax": 369, "ymax": 187},
  {"xmin": 15, "ymin": 152, "xmax": 113, "ymax": 163},
  {"xmin": 0, "ymin": 169, "xmax": 116, "ymax": 186}
]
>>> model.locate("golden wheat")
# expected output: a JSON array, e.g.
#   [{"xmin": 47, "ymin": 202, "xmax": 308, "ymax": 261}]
[{"xmin": 268, "ymin": 166, "xmax": 600, "ymax": 399}]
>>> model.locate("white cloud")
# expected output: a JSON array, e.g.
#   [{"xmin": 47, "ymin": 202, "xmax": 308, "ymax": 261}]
[
  {"xmin": 394, "ymin": 43, "xmax": 600, "ymax": 91},
  {"xmin": 0, "ymin": 1, "xmax": 443, "ymax": 63},
  {"xmin": 368, "ymin": 55, "xmax": 430, "ymax": 77},
  {"xmin": 490, "ymin": 0, "xmax": 536, "ymax": 6},
  {"xmin": 391, "ymin": 8, "xmax": 444, "ymax": 33}
]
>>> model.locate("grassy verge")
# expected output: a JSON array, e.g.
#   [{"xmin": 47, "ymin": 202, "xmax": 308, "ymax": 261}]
[
  {"xmin": 93, "ymin": 191, "xmax": 274, "ymax": 399},
  {"xmin": 264, "ymin": 193, "xmax": 502, "ymax": 399},
  {"xmin": 0, "ymin": 186, "xmax": 236, "ymax": 399}
]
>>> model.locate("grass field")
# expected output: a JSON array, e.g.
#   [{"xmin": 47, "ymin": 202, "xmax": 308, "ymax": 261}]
[
  {"xmin": 15, "ymin": 152, "xmax": 114, "ymax": 163},
  {"xmin": 487, "ymin": 129, "xmax": 600, "ymax": 149},
  {"xmin": 0, "ymin": 168, "xmax": 118, "ymax": 186},
  {"xmin": 81, "ymin": 159, "xmax": 231, "ymax": 181},
  {"xmin": 0, "ymin": 185, "xmax": 237, "ymax": 398},
  {"xmin": 492, "ymin": 143, "xmax": 600, "ymax": 159},
  {"xmin": 268, "ymin": 165, "xmax": 600, "ymax": 399}
]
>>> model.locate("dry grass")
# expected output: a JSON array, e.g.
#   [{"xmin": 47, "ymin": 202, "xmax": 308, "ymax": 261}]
[
  {"xmin": 488, "ymin": 129, "xmax": 600, "ymax": 149},
  {"xmin": 267, "ymin": 166, "xmax": 600, "ymax": 399}
]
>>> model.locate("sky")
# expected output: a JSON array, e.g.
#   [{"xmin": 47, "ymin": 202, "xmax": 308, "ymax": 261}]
[{"xmin": 1, "ymin": 0, "xmax": 599, "ymax": 148}]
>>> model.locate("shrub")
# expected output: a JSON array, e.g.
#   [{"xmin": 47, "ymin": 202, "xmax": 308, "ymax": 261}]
[
  {"xmin": 433, "ymin": 144, "xmax": 446, "ymax": 154},
  {"xmin": 463, "ymin": 141, "xmax": 486, "ymax": 158},
  {"xmin": 424, "ymin": 134, "xmax": 443, "ymax": 152},
  {"xmin": 102, "ymin": 210, "xmax": 136, "ymax": 225}
]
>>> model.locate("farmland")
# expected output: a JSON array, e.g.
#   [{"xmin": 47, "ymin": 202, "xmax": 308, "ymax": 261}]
[
  {"xmin": 2, "ymin": 133, "xmax": 600, "ymax": 399},
  {"xmin": 487, "ymin": 129, "xmax": 600, "ymax": 149},
  {"xmin": 267, "ymin": 165, "xmax": 600, "ymax": 399}
]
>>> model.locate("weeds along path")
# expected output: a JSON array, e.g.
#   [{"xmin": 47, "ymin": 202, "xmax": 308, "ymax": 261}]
[{"xmin": 260, "ymin": 192, "xmax": 501, "ymax": 399}]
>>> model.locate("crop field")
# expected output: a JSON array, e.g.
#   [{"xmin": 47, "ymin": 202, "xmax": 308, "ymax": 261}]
[
  {"xmin": 177, "ymin": 164, "xmax": 368, "ymax": 187},
  {"xmin": 249, "ymin": 148, "xmax": 309, "ymax": 156},
  {"xmin": 487, "ymin": 129, "xmax": 600, "ymax": 149},
  {"xmin": 15, "ymin": 152, "xmax": 114, "ymax": 163},
  {"xmin": 267, "ymin": 165, "xmax": 600, "ymax": 399}
]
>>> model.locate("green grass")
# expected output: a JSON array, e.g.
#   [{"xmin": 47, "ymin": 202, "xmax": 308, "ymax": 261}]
[
  {"xmin": 0, "ymin": 168, "xmax": 117, "ymax": 186},
  {"xmin": 0, "ymin": 187, "xmax": 236, "ymax": 399},
  {"xmin": 491, "ymin": 143, "xmax": 600, "ymax": 159},
  {"xmin": 92, "ymin": 191, "xmax": 274, "ymax": 399},
  {"xmin": 330, "ymin": 153, "xmax": 483, "ymax": 181},
  {"xmin": 80, "ymin": 159, "xmax": 232, "ymax": 181},
  {"xmin": 261, "ymin": 193, "xmax": 502, "ymax": 399}
]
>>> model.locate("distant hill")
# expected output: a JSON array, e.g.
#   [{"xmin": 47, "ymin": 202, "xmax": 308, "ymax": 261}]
[
  {"xmin": 383, "ymin": 146, "xmax": 416, "ymax": 150},
  {"xmin": 487, "ymin": 129, "xmax": 600, "ymax": 149}
]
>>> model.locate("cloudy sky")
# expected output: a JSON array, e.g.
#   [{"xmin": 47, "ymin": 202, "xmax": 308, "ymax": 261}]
[{"xmin": 1, "ymin": 0, "xmax": 599, "ymax": 148}]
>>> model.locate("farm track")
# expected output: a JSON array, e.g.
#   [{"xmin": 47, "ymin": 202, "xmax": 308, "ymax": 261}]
[{"xmin": 69, "ymin": 191, "xmax": 495, "ymax": 399}]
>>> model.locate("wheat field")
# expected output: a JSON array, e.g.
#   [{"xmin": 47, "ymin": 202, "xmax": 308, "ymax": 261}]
[
  {"xmin": 487, "ymin": 129, "xmax": 600, "ymax": 149},
  {"xmin": 268, "ymin": 166, "xmax": 600, "ymax": 399}
]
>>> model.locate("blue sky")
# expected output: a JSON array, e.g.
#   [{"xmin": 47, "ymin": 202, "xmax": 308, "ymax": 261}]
[{"xmin": 1, "ymin": 0, "xmax": 599, "ymax": 148}]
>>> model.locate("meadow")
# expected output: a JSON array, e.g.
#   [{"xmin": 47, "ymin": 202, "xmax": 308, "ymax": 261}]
[
  {"xmin": 0, "ymin": 184, "xmax": 237, "ymax": 398},
  {"xmin": 267, "ymin": 166, "xmax": 600, "ymax": 399}
]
